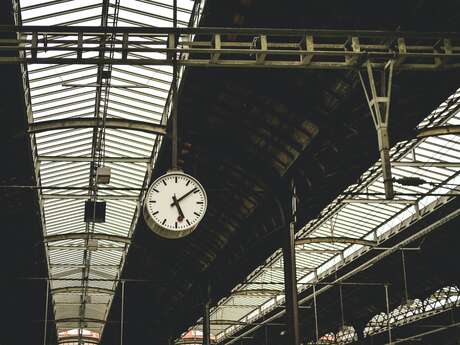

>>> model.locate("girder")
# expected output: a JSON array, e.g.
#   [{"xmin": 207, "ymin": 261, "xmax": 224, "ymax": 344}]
[
  {"xmin": 45, "ymin": 233, "xmax": 131, "ymax": 244},
  {"xmin": 29, "ymin": 118, "xmax": 167, "ymax": 135},
  {"xmin": 295, "ymin": 237, "xmax": 377, "ymax": 247},
  {"xmin": 52, "ymin": 286, "xmax": 115, "ymax": 295},
  {"xmin": 0, "ymin": 26, "xmax": 459, "ymax": 70}
]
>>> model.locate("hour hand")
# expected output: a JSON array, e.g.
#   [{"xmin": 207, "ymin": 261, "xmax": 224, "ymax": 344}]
[{"xmin": 172, "ymin": 195, "xmax": 185, "ymax": 222}]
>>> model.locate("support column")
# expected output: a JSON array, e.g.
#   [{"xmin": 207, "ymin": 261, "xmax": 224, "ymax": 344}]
[
  {"xmin": 120, "ymin": 280, "xmax": 125, "ymax": 345},
  {"xmin": 384, "ymin": 284, "xmax": 392, "ymax": 344},
  {"xmin": 282, "ymin": 179, "xmax": 300, "ymax": 345},
  {"xmin": 203, "ymin": 284, "xmax": 211, "ymax": 345},
  {"xmin": 43, "ymin": 279, "xmax": 49, "ymax": 345},
  {"xmin": 359, "ymin": 60, "xmax": 395, "ymax": 199}
]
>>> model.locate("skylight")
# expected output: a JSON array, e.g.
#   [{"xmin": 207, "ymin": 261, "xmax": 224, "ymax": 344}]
[{"xmin": 13, "ymin": 0, "xmax": 205, "ymax": 342}]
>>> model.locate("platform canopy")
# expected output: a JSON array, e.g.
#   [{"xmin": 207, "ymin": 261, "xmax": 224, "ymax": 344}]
[{"xmin": 12, "ymin": 0, "xmax": 205, "ymax": 343}]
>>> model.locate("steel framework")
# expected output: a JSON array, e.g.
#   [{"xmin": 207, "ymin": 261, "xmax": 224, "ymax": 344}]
[{"xmin": 0, "ymin": 26, "xmax": 459, "ymax": 69}]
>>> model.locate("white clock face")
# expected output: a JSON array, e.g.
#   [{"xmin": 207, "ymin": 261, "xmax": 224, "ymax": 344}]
[{"xmin": 144, "ymin": 172, "xmax": 207, "ymax": 237}]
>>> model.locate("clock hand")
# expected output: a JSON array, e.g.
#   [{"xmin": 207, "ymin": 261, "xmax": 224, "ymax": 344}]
[
  {"xmin": 170, "ymin": 187, "xmax": 198, "ymax": 206},
  {"xmin": 172, "ymin": 195, "xmax": 185, "ymax": 222}
]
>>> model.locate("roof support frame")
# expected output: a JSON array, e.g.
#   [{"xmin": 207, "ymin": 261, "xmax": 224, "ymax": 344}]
[
  {"xmin": 45, "ymin": 233, "xmax": 130, "ymax": 244},
  {"xmin": 29, "ymin": 118, "xmax": 167, "ymax": 135},
  {"xmin": 1, "ymin": 26, "xmax": 459, "ymax": 70}
]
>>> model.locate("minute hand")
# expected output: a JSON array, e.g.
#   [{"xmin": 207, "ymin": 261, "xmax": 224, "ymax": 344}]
[{"xmin": 170, "ymin": 187, "xmax": 197, "ymax": 206}]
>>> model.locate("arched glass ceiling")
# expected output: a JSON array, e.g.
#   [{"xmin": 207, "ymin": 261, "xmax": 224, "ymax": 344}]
[{"xmin": 13, "ymin": 0, "xmax": 206, "ymax": 342}]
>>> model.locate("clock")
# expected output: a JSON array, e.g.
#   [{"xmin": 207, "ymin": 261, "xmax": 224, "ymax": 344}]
[{"xmin": 143, "ymin": 171, "xmax": 207, "ymax": 239}]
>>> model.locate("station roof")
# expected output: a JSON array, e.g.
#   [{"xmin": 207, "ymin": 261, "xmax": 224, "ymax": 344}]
[{"xmin": 1, "ymin": 1, "xmax": 460, "ymax": 345}]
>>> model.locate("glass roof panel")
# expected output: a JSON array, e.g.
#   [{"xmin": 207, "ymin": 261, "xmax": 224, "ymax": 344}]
[{"xmin": 14, "ymin": 0, "xmax": 204, "ymax": 341}]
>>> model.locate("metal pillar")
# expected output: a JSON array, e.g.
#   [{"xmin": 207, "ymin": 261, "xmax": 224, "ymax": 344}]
[
  {"xmin": 171, "ymin": 0, "xmax": 179, "ymax": 169},
  {"xmin": 43, "ymin": 279, "xmax": 49, "ymax": 345},
  {"xmin": 359, "ymin": 60, "xmax": 395, "ymax": 199},
  {"xmin": 384, "ymin": 284, "xmax": 392, "ymax": 344},
  {"xmin": 282, "ymin": 179, "xmax": 300, "ymax": 345},
  {"xmin": 203, "ymin": 284, "xmax": 211, "ymax": 345},
  {"xmin": 312, "ymin": 284, "xmax": 319, "ymax": 343},
  {"xmin": 120, "ymin": 280, "xmax": 125, "ymax": 345},
  {"xmin": 401, "ymin": 250, "xmax": 410, "ymax": 304}
]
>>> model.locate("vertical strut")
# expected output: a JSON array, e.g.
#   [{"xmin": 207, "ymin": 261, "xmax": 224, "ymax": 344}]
[
  {"xmin": 43, "ymin": 279, "xmax": 49, "ymax": 345},
  {"xmin": 171, "ymin": 0, "xmax": 179, "ymax": 170},
  {"xmin": 121, "ymin": 280, "xmax": 125, "ymax": 345},
  {"xmin": 282, "ymin": 179, "xmax": 300, "ymax": 345},
  {"xmin": 359, "ymin": 60, "xmax": 395, "ymax": 199},
  {"xmin": 384, "ymin": 284, "xmax": 392, "ymax": 344},
  {"xmin": 203, "ymin": 282, "xmax": 211, "ymax": 345},
  {"xmin": 401, "ymin": 250, "xmax": 410, "ymax": 304},
  {"xmin": 313, "ymin": 284, "xmax": 319, "ymax": 343}
]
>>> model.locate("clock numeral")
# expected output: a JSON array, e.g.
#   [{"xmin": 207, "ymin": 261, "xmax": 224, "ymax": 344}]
[
  {"xmin": 152, "ymin": 211, "xmax": 159, "ymax": 216},
  {"xmin": 149, "ymin": 200, "xmax": 156, "ymax": 203},
  {"xmin": 162, "ymin": 180, "xmax": 167, "ymax": 186},
  {"xmin": 186, "ymin": 219, "xmax": 191, "ymax": 226},
  {"xmin": 175, "ymin": 176, "xmax": 178, "ymax": 183},
  {"xmin": 162, "ymin": 219, "xmax": 166, "ymax": 225},
  {"xmin": 193, "ymin": 188, "xmax": 199, "ymax": 194},
  {"xmin": 152, "ymin": 188, "xmax": 159, "ymax": 193},
  {"xmin": 196, "ymin": 201, "xmax": 203, "ymax": 204},
  {"xmin": 194, "ymin": 212, "xmax": 200, "ymax": 217},
  {"xmin": 186, "ymin": 180, "xmax": 190, "ymax": 186},
  {"xmin": 175, "ymin": 222, "xmax": 178, "ymax": 229}
]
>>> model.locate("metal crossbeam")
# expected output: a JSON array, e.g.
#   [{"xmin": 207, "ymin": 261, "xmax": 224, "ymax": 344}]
[
  {"xmin": 52, "ymin": 286, "xmax": 114, "ymax": 295},
  {"xmin": 1, "ymin": 26, "xmax": 459, "ymax": 70},
  {"xmin": 38, "ymin": 156, "xmax": 151, "ymax": 163},
  {"xmin": 45, "ymin": 233, "xmax": 130, "ymax": 244},
  {"xmin": 416, "ymin": 125, "xmax": 460, "ymax": 138},
  {"xmin": 295, "ymin": 237, "xmax": 377, "ymax": 247},
  {"xmin": 41, "ymin": 193, "xmax": 139, "ymax": 200},
  {"xmin": 29, "ymin": 118, "xmax": 166, "ymax": 135},
  {"xmin": 392, "ymin": 161, "xmax": 460, "ymax": 168}
]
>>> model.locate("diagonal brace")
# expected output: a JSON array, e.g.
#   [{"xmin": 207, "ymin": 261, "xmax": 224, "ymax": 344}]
[{"xmin": 359, "ymin": 60, "xmax": 395, "ymax": 199}]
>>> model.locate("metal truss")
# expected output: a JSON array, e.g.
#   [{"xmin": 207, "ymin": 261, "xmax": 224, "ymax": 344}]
[
  {"xmin": 364, "ymin": 285, "xmax": 460, "ymax": 337},
  {"xmin": 313, "ymin": 286, "xmax": 460, "ymax": 344},
  {"xmin": 0, "ymin": 26, "xmax": 459, "ymax": 70}
]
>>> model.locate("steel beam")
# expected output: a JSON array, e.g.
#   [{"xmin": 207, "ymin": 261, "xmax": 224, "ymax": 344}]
[
  {"xmin": 1, "ymin": 26, "xmax": 459, "ymax": 70},
  {"xmin": 296, "ymin": 248, "xmax": 342, "ymax": 254},
  {"xmin": 392, "ymin": 161, "xmax": 460, "ymax": 168},
  {"xmin": 41, "ymin": 193, "xmax": 139, "ymax": 200},
  {"xmin": 38, "ymin": 155, "xmax": 151, "ymax": 163},
  {"xmin": 416, "ymin": 125, "xmax": 460, "ymax": 138},
  {"xmin": 52, "ymin": 286, "xmax": 114, "ymax": 295},
  {"xmin": 45, "ymin": 233, "xmax": 130, "ymax": 244},
  {"xmin": 341, "ymin": 198, "xmax": 416, "ymax": 204},
  {"xmin": 295, "ymin": 237, "xmax": 377, "ymax": 247},
  {"xmin": 283, "ymin": 180, "xmax": 300, "ymax": 345},
  {"xmin": 232, "ymin": 289, "xmax": 282, "ymax": 296},
  {"xmin": 50, "ymin": 263, "xmax": 120, "ymax": 268},
  {"xmin": 58, "ymin": 336, "xmax": 99, "ymax": 344},
  {"xmin": 55, "ymin": 317, "xmax": 106, "ymax": 324},
  {"xmin": 29, "ymin": 118, "xmax": 166, "ymax": 135},
  {"xmin": 48, "ymin": 245, "xmax": 125, "ymax": 251},
  {"xmin": 203, "ymin": 298, "xmax": 211, "ymax": 345},
  {"xmin": 359, "ymin": 60, "xmax": 395, "ymax": 199}
]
